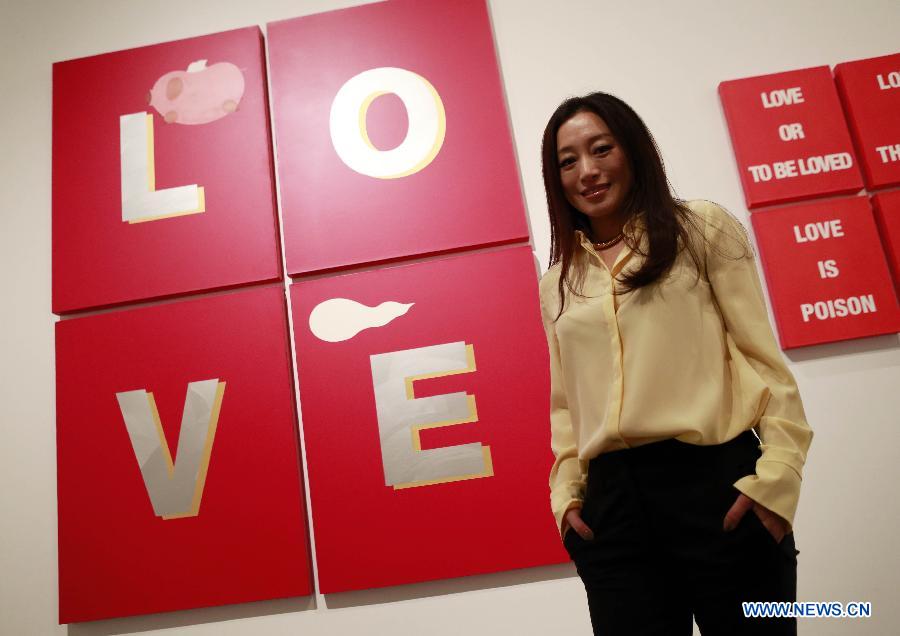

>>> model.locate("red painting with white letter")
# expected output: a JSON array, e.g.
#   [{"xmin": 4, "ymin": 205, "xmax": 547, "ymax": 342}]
[
  {"xmin": 290, "ymin": 246, "xmax": 566, "ymax": 593},
  {"xmin": 872, "ymin": 191, "xmax": 900, "ymax": 292},
  {"xmin": 267, "ymin": 0, "xmax": 528, "ymax": 276},
  {"xmin": 52, "ymin": 26, "xmax": 281, "ymax": 314},
  {"xmin": 750, "ymin": 197, "xmax": 899, "ymax": 348},
  {"xmin": 834, "ymin": 52, "xmax": 900, "ymax": 190},
  {"xmin": 55, "ymin": 286, "xmax": 311, "ymax": 622},
  {"xmin": 719, "ymin": 66, "xmax": 863, "ymax": 208}
]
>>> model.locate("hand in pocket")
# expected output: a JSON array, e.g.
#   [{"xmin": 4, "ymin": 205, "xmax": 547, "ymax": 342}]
[
  {"xmin": 723, "ymin": 493, "xmax": 789, "ymax": 544},
  {"xmin": 564, "ymin": 506, "xmax": 595, "ymax": 541}
]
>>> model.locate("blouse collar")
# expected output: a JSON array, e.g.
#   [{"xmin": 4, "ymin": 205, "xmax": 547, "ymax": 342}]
[{"xmin": 574, "ymin": 212, "xmax": 647, "ymax": 251}]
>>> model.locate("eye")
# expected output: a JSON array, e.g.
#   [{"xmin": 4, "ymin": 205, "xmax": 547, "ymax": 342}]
[
  {"xmin": 558, "ymin": 156, "xmax": 575, "ymax": 169},
  {"xmin": 592, "ymin": 144, "xmax": 613, "ymax": 156}
]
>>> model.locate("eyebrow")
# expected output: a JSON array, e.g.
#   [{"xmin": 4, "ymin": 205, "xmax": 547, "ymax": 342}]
[{"xmin": 557, "ymin": 133, "xmax": 614, "ymax": 155}]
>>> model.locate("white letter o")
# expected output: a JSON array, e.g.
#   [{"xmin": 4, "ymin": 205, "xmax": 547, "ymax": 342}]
[{"xmin": 329, "ymin": 67, "xmax": 446, "ymax": 179}]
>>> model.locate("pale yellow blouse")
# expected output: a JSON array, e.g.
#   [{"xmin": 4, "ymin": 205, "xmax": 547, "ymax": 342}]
[{"xmin": 539, "ymin": 199, "xmax": 813, "ymax": 538}]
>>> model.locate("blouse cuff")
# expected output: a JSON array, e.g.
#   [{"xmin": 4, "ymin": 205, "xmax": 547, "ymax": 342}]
[
  {"xmin": 551, "ymin": 483, "xmax": 585, "ymax": 538},
  {"xmin": 733, "ymin": 459, "xmax": 802, "ymax": 530}
]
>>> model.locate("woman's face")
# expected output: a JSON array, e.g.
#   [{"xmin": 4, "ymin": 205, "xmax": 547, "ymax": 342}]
[{"xmin": 556, "ymin": 110, "xmax": 632, "ymax": 222}]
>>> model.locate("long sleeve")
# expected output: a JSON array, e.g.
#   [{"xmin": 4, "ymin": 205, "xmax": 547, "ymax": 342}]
[
  {"xmin": 539, "ymin": 290, "xmax": 588, "ymax": 538},
  {"xmin": 703, "ymin": 202, "xmax": 814, "ymax": 529}
]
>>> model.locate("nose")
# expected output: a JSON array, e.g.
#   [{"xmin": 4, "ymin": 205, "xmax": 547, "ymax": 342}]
[{"xmin": 578, "ymin": 155, "xmax": 600, "ymax": 184}]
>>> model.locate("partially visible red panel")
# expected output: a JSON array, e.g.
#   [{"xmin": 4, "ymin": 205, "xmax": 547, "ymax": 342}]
[
  {"xmin": 750, "ymin": 197, "xmax": 899, "ymax": 349},
  {"xmin": 56, "ymin": 286, "xmax": 311, "ymax": 622},
  {"xmin": 291, "ymin": 246, "xmax": 566, "ymax": 593},
  {"xmin": 872, "ymin": 191, "xmax": 900, "ymax": 292},
  {"xmin": 834, "ymin": 53, "xmax": 900, "ymax": 190},
  {"xmin": 52, "ymin": 26, "xmax": 281, "ymax": 314},
  {"xmin": 719, "ymin": 67, "xmax": 863, "ymax": 208},
  {"xmin": 267, "ymin": 0, "xmax": 528, "ymax": 276}
]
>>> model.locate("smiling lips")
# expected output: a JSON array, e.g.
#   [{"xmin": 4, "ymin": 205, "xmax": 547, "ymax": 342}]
[{"xmin": 581, "ymin": 183, "xmax": 611, "ymax": 201}]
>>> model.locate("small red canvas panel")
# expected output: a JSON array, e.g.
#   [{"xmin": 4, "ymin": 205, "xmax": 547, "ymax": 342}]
[
  {"xmin": 835, "ymin": 52, "xmax": 900, "ymax": 190},
  {"xmin": 719, "ymin": 66, "xmax": 863, "ymax": 208},
  {"xmin": 52, "ymin": 26, "xmax": 281, "ymax": 314},
  {"xmin": 267, "ymin": 0, "xmax": 528, "ymax": 275},
  {"xmin": 290, "ymin": 245, "xmax": 566, "ymax": 593},
  {"xmin": 55, "ymin": 286, "xmax": 311, "ymax": 622},
  {"xmin": 750, "ymin": 197, "xmax": 899, "ymax": 349},
  {"xmin": 872, "ymin": 191, "xmax": 900, "ymax": 292}
]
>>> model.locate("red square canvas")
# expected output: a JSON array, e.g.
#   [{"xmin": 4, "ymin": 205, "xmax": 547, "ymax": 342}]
[
  {"xmin": 872, "ymin": 191, "xmax": 900, "ymax": 292},
  {"xmin": 55, "ymin": 286, "xmax": 311, "ymax": 622},
  {"xmin": 750, "ymin": 197, "xmax": 899, "ymax": 348},
  {"xmin": 835, "ymin": 53, "xmax": 900, "ymax": 190},
  {"xmin": 267, "ymin": 0, "xmax": 528, "ymax": 275},
  {"xmin": 290, "ymin": 246, "xmax": 566, "ymax": 593},
  {"xmin": 52, "ymin": 26, "xmax": 281, "ymax": 314},
  {"xmin": 719, "ymin": 66, "xmax": 863, "ymax": 208}
]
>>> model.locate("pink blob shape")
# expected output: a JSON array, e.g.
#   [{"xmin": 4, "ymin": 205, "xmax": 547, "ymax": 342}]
[{"xmin": 149, "ymin": 60, "xmax": 245, "ymax": 125}]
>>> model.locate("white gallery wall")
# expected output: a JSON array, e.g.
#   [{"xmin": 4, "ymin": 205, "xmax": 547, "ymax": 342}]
[{"xmin": 1, "ymin": 0, "xmax": 898, "ymax": 634}]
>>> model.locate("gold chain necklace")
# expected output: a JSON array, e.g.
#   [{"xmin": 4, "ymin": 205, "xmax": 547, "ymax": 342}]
[{"xmin": 592, "ymin": 232, "xmax": 624, "ymax": 250}]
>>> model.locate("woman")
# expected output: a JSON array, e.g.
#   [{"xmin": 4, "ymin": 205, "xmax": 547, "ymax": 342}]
[{"xmin": 538, "ymin": 92, "xmax": 813, "ymax": 635}]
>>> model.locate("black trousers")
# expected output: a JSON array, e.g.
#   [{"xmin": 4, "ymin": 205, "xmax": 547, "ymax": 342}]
[{"xmin": 563, "ymin": 430, "xmax": 798, "ymax": 635}]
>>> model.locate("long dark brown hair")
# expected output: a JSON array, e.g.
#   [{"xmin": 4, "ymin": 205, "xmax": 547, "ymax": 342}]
[{"xmin": 541, "ymin": 92, "xmax": 708, "ymax": 320}]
